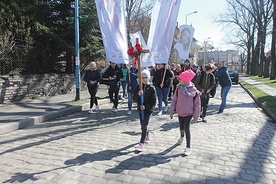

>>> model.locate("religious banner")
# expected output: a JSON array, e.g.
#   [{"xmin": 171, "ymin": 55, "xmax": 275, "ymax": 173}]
[
  {"xmin": 95, "ymin": 0, "xmax": 128, "ymax": 64},
  {"xmin": 174, "ymin": 24, "xmax": 195, "ymax": 61},
  {"xmin": 143, "ymin": 0, "xmax": 181, "ymax": 65},
  {"xmin": 129, "ymin": 31, "xmax": 154, "ymax": 67}
]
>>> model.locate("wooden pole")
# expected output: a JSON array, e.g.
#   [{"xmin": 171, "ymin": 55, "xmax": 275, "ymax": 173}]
[
  {"xmin": 135, "ymin": 38, "xmax": 149, "ymax": 120},
  {"xmin": 136, "ymin": 38, "xmax": 149, "ymax": 89}
]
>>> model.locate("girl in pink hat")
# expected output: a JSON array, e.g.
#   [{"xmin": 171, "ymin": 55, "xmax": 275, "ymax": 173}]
[{"xmin": 169, "ymin": 69, "xmax": 201, "ymax": 156}]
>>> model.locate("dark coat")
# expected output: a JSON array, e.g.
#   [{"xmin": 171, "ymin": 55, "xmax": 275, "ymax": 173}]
[
  {"xmin": 151, "ymin": 68, "xmax": 174, "ymax": 88},
  {"xmin": 83, "ymin": 69, "xmax": 101, "ymax": 88},
  {"xmin": 126, "ymin": 67, "xmax": 138, "ymax": 93},
  {"xmin": 102, "ymin": 65, "xmax": 123, "ymax": 93},
  {"xmin": 133, "ymin": 84, "xmax": 156, "ymax": 112},
  {"xmin": 214, "ymin": 66, "xmax": 232, "ymax": 87}
]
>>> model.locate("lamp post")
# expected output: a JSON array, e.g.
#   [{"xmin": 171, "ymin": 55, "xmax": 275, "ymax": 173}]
[
  {"xmin": 203, "ymin": 37, "xmax": 211, "ymax": 66},
  {"xmin": 66, "ymin": 1, "xmax": 88, "ymax": 101},
  {"xmin": 75, "ymin": 0, "xmax": 80, "ymax": 101},
  {"xmin": 185, "ymin": 11, "xmax": 198, "ymax": 24}
]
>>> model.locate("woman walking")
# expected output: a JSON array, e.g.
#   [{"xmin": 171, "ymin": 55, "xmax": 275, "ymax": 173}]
[{"xmin": 83, "ymin": 62, "xmax": 101, "ymax": 113}]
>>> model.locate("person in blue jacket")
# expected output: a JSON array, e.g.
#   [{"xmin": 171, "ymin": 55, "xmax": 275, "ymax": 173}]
[
  {"xmin": 214, "ymin": 60, "xmax": 232, "ymax": 114},
  {"xmin": 83, "ymin": 62, "xmax": 102, "ymax": 114},
  {"xmin": 126, "ymin": 63, "xmax": 138, "ymax": 115}
]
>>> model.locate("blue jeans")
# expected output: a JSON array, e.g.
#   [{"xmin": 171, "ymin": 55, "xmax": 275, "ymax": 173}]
[
  {"xmin": 127, "ymin": 92, "xmax": 133, "ymax": 111},
  {"xmin": 220, "ymin": 85, "xmax": 231, "ymax": 110},
  {"xmin": 121, "ymin": 81, "xmax": 127, "ymax": 98},
  {"xmin": 155, "ymin": 86, "xmax": 170, "ymax": 111}
]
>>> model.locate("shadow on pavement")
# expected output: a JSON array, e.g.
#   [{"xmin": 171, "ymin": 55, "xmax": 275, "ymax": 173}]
[
  {"xmin": 64, "ymin": 143, "xmax": 137, "ymax": 166},
  {"xmin": 0, "ymin": 109, "xmax": 137, "ymax": 155},
  {"xmin": 105, "ymin": 144, "xmax": 180, "ymax": 174}
]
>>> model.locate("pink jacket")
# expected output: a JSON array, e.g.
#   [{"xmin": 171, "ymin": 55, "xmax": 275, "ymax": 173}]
[{"xmin": 169, "ymin": 83, "xmax": 201, "ymax": 121}]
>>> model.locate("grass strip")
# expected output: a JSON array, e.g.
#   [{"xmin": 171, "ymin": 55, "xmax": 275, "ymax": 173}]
[
  {"xmin": 246, "ymin": 75, "xmax": 276, "ymax": 88},
  {"xmin": 240, "ymin": 79, "xmax": 276, "ymax": 121}
]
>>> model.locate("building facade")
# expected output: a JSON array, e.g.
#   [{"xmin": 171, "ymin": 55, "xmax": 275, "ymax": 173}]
[{"xmin": 198, "ymin": 50, "xmax": 241, "ymax": 72}]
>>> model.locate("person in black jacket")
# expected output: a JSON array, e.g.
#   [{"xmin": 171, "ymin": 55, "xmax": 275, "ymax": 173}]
[
  {"xmin": 102, "ymin": 61, "xmax": 123, "ymax": 113},
  {"xmin": 133, "ymin": 69, "xmax": 156, "ymax": 152},
  {"xmin": 151, "ymin": 63, "xmax": 174, "ymax": 116},
  {"xmin": 83, "ymin": 62, "xmax": 102, "ymax": 114}
]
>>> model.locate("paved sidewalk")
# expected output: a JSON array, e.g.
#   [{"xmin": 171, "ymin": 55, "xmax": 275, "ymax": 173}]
[
  {"xmin": 0, "ymin": 85, "xmax": 111, "ymax": 135},
  {"xmin": 240, "ymin": 76, "xmax": 276, "ymax": 97}
]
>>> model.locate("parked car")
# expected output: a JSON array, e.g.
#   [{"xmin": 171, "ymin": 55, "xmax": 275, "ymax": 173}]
[{"xmin": 228, "ymin": 70, "xmax": 239, "ymax": 84}]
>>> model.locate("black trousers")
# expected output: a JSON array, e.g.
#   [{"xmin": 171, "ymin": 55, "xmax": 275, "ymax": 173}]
[
  {"xmin": 109, "ymin": 90, "xmax": 119, "ymax": 108},
  {"xmin": 200, "ymin": 97, "xmax": 210, "ymax": 118},
  {"xmin": 88, "ymin": 86, "xmax": 98, "ymax": 108},
  {"xmin": 139, "ymin": 111, "xmax": 152, "ymax": 143},
  {"xmin": 178, "ymin": 115, "xmax": 192, "ymax": 148}
]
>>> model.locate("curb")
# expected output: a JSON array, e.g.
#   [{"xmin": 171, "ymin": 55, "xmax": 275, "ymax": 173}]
[
  {"xmin": 0, "ymin": 98, "xmax": 110, "ymax": 135},
  {"xmin": 1, "ymin": 105, "xmax": 87, "ymax": 135},
  {"xmin": 240, "ymin": 83, "xmax": 276, "ymax": 123}
]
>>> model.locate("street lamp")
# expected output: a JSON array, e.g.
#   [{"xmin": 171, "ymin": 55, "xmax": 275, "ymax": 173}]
[
  {"xmin": 185, "ymin": 11, "xmax": 198, "ymax": 24},
  {"xmin": 203, "ymin": 37, "xmax": 211, "ymax": 66},
  {"xmin": 66, "ymin": 1, "xmax": 88, "ymax": 101}
]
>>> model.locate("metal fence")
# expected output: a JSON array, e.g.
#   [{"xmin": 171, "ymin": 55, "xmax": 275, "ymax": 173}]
[{"xmin": 0, "ymin": 44, "xmax": 30, "ymax": 76}]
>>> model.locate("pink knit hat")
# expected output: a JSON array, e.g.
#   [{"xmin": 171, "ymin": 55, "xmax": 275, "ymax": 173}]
[{"xmin": 179, "ymin": 69, "xmax": 196, "ymax": 84}]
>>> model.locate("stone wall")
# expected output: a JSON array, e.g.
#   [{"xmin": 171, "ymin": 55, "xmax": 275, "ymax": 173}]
[{"xmin": 0, "ymin": 74, "xmax": 86, "ymax": 104}]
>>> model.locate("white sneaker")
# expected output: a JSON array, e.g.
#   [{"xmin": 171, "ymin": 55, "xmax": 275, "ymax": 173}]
[
  {"xmin": 95, "ymin": 105, "xmax": 99, "ymax": 111},
  {"xmin": 184, "ymin": 148, "xmax": 192, "ymax": 156},
  {"xmin": 112, "ymin": 108, "xmax": 118, "ymax": 113},
  {"xmin": 164, "ymin": 106, "xmax": 168, "ymax": 112},
  {"xmin": 88, "ymin": 108, "xmax": 93, "ymax": 114},
  {"xmin": 127, "ymin": 110, "xmax": 132, "ymax": 115},
  {"xmin": 157, "ymin": 111, "xmax": 162, "ymax": 116},
  {"xmin": 177, "ymin": 137, "xmax": 184, "ymax": 145}
]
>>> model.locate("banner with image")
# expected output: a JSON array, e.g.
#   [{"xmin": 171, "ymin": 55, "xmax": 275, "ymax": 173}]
[{"xmin": 174, "ymin": 24, "xmax": 195, "ymax": 61}]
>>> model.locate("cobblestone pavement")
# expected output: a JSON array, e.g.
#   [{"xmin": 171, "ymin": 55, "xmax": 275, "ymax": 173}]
[{"xmin": 0, "ymin": 85, "xmax": 275, "ymax": 184}]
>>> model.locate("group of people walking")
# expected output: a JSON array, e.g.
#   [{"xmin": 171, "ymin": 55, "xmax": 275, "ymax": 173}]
[{"xmin": 84, "ymin": 60, "xmax": 232, "ymax": 154}]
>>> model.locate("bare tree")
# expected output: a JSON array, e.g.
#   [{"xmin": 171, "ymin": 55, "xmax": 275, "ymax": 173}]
[
  {"xmin": 214, "ymin": 0, "xmax": 255, "ymax": 74},
  {"xmin": 125, "ymin": 0, "xmax": 154, "ymax": 45},
  {"xmin": 234, "ymin": 0, "xmax": 273, "ymax": 77}
]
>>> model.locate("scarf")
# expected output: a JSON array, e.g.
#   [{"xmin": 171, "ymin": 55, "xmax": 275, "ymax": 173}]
[{"xmin": 179, "ymin": 85, "xmax": 196, "ymax": 97}]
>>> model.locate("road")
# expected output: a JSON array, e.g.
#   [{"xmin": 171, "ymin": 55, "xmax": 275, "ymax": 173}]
[{"xmin": 0, "ymin": 84, "xmax": 276, "ymax": 184}]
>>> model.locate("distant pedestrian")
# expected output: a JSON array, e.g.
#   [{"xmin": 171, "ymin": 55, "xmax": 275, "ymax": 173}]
[
  {"xmin": 126, "ymin": 63, "xmax": 138, "ymax": 115},
  {"xmin": 169, "ymin": 69, "xmax": 201, "ymax": 156},
  {"xmin": 194, "ymin": 63, "xmax": 216, "ymax": 122},
  {"xmin": 214, "ymin": 60, "xmax": 232, "ymax": 114},
  {"xmin": 83, "ymin": 62, "xmax": 101, "ymax": 114},
  {"xmin": 172, "ymin": 64, "xmax": 181, "ymax": 95},
  {"xmin": 102, "ymin": 61, "xmax": 123, "ymax": 113},
  {"xmin": 120, "ymin": 64, "xmax": 128, "ymax": 99},
  {"xmin": 133, "ymin": 69, "xmax": 157, "ymax": 152},
  {"xmin": 151, "ymin": 63, "xmax": 174, "ymax": 116},
  {"xmin": 179, "ymin": 59, "xmax": 192, "ymax": 73}
]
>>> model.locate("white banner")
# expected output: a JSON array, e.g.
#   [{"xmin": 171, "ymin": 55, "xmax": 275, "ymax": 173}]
[
  {"xmin": 143, "ymin": 0, "xmax": 181, "ymax": 65},
  {"xmin": 174, "ymin": 24, "xmax": 195, "ymax": 61},
  {"xmin": 129, "ymin": 31, "xmax": 155, "ymax": 67},
  {"xmin": 95, "ymin": 0, "xmax": 129, "ymax": 64}
]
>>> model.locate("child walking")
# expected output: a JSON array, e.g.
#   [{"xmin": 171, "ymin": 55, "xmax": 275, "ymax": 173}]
[
  {"xmin": 169, "ymin": 69, "xmax": 201, "ymax": 155},
  {"xmin": 133, "ymin": 69, "xmax": 157, "ymax": 152},
  {"xmin": 194, "ymin": 63, "xmax": 216, "ymax": 123}
]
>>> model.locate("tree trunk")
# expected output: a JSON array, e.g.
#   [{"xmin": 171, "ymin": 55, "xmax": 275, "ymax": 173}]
[
  {"xmin": 246, "ymin": 39, "xmax": 251, "ymax": 75},
  {"xmin": 271, "ymin": 1, "xmax": 276, "ymax": 79},
  {"xmin": 264, "ymin": 56, "xmax": 271, "ymax": 78}
]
